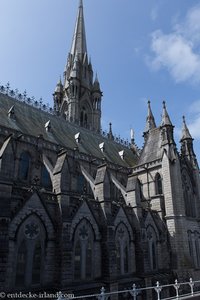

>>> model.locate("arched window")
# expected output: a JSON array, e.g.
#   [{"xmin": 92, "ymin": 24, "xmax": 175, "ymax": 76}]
[
  {"xmin": 155, "ymin": 173, "xmax": 163, "ymax": 195},
  {"xmin": 41, "ymin": 164, "xmax": 52, "ymax": 190},
  {"xmin": 182, "ymin": 171, "xmax": 196, "ymax": 218},
  {"xmin": 77, "ymin": 174, "xmax": 85, "ymax": 194},
  {"xmin": 146, "ymin": 225, "xmax": 158, "ymax": 271},
  {"xmin": 15, "ymin": 215, "xmax": 46, "ymax": 289},
  {"xmin": 137, "ymin": 179, "xmax": 143, "ymax": 200},
  {"xmin": 73, "ymin": 219, "xmax": 94, "ymax": 280},
  {"xmin": 115, "ymin": 223, "xmax": 130, "ymax": 275},
  {"xmin": 16, "ymin": 240, "xmax": 26, "ymax": 287},
  {"xmin": 18, "ymin": 152, "xmax": 30, "ymax": 180},
  {"xmin": 32, "ymin": 241, "xmax": 42, "ymax": 284}
]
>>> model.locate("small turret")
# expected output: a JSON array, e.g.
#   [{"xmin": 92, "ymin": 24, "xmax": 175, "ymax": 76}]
[
  {"xmin": 53, "ymin": 78, "xmax": 63, "ymax": 112},
  {"xmin": 180, "ymin": 116, "xmax": 198, "ymax": 168},
  {"xmin": 160, "ymin": 101, "xmax": 174, "ymax": 145}
]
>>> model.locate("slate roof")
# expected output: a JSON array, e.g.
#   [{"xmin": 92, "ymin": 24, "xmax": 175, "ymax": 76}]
[
  {"xmin": 138, "ymin": 128, "xmax": 162, "ymax": 165},
  {"xmin": 0, "ymin": 93, "xmax": 138, "ymax": 167}
]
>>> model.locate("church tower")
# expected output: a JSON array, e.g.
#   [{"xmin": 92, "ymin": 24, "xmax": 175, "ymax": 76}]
[{"xmin": 53, "ymin": 0, "xmax": 102, "ymax": 133}]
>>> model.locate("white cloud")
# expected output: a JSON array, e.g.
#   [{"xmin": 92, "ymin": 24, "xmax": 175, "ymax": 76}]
[{"xmin": 149, "ymin": 5, "xmax": 200, "ymax": 84}]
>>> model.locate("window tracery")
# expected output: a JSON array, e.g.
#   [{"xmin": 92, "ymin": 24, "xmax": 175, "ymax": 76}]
[
  {"xmin": 18, "ymin": 152, "xmax": 31, "ymax": 180},
  {"xmin": 115, "ymin": 223, "xmax": 130, "ymax": 275},
  {"xmin": 73, "ymin": 219, "xmax": 94, "ymax": 280}
]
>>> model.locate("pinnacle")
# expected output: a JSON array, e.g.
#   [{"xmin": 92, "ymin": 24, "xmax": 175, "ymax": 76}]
[
  {"xmin": 181, "ymin": 115, "xmax": 192, "ymax": 140},
  {"xmin": 161, "ymin": 101, "xmax": 172, "ymax": 126}
]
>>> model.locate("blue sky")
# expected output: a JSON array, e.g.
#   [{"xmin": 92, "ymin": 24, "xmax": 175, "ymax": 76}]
[{"xmin": 0, "ymin": 0, "xmax": 200, "ymax": 162}]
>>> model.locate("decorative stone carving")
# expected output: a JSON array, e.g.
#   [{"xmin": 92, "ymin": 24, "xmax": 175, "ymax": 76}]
[{"xmin": 24, "ymin": 222, "xmax": 40, "ymax": 239}]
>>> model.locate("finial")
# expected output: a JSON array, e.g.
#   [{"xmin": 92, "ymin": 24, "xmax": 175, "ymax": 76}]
[
  {"xmin": 108, "ymin": 122, "xmax": 114, "ymax": 140},
  {"xmin": 163, "ymin": 100, "xmax": 166, "ymax": 108},
  {"xmin": 183, "ymin": 115, "xmax": 186, "ymax": 124},
  {"xmin": 79, "ymin": 0, "xmax": 83, "ymax": 7}
]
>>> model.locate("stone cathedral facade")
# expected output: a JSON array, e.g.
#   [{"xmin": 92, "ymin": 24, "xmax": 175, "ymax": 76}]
[{"xmin": 0, "ymin": 0, "xmax": 200, "ymax": 298}]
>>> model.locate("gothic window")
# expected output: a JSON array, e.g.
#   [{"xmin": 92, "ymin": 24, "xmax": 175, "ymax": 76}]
[
  {"xmin": 32, "ymin": 241, "xmax": 42, "ymax": 284},
  {"xmin": 80, "ymin": 103, "xmax": 91, "ymax": 128},
  {"xmin": 16, "ymin": 240, "xmax": 26, "ymax": 287},
  {"xmin": 137, "ymin": 179, "xmax": 143, "ymax": 200},
  {"xmin": 18, "ymin": 152, "xmax": 31, "ymax": 180},
  {"xmin": 182, "ymin": 171, "xmax": 196, "ymax": 218},
  {"xmin": 15, "ymin": 215, "xmax": 46, "ymax": 288},
  {"xmin": 146, "ymin": 225, "xmax": 158, "ymax": 271},
  {"xmin": 73, "ymin": 219, "xmax": 94, "ymax": 280},
  {"xmin": 155, "ymin": 173, "xmax": 163, "ymax": 195},
  {"xmin": 41, "ymin": 164, "xmax": 52, "ymax": 190},
  {"xmin": 188, "ymin": 231, "xmax": 200, "ymax": 268},
  {"xmin": 115, "ymin": 223, "xmax": 130, "ymax": 275},
  {"xmin": 77, "ymin": 174, "xmax": 85, "ymax": 193},
  {"xmin": 80, "ymin": 107, "xmax": 88, "ymax": 127}
]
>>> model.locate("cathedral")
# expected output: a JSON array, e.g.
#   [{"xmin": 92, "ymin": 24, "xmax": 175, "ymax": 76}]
[{"xmin": 0, "ymin": 0, "xmax": 200, "ymax": 299}]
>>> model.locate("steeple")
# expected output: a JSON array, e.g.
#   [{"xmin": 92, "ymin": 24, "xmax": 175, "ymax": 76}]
[
  {"xmin": 53, "ymin": 0, "xmax": 102, "ymax": 133},
  {"xmin": 161, "ymin": 101, "xmax": 172, "ymax": 127},
  {"xmin": 70, "ymin": 0, "xmax": 87, "ymax": 59},
  {"xmin": 144, "ymin": 100, "xmax": 156, "ymax": 134}
]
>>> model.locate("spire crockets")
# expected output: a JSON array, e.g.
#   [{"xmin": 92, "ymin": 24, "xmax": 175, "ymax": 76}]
[
  {"xmin": 54, "ymin": 0, "xmax": 102, "ymax": 133},
  {"xmin": 144, "ymin": 100, "xmax": 156, "ymax": 133}
]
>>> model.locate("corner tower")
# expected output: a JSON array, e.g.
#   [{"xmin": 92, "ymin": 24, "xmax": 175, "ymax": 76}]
[{"xmin": 53, "ymin": 0, "xmax": 102, "ymax": 133}]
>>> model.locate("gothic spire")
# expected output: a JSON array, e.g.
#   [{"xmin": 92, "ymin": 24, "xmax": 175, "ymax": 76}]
[
  {"xmin": 144, "ymin": 100, "xmax": 156, "ymax": 133},
  {"xmin": 70, "ymin": 0, "xmax": 87, "ymax": 58},
  {"xmin": 161, "ymin": 101, "xmax": 172, "ymax": 126},
  {"xmin": 181, "ymin": 116, "xmax": 192, "ymax": 140}
]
